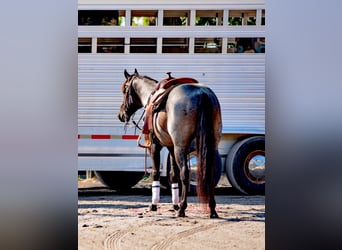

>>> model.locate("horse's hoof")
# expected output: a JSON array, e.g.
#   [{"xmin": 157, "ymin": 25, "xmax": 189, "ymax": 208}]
[
  {"xmin": 150, "ymin": 204, "xmax": 158, "ymax": 211},
  {"xmin": 173, "ymin": 205, "xmax": 180, "ymax": 211},
  {"xmin": 178, "ymin": 210, "xmax": 186, "ymax": 217},
  {"xmin": 210, "ymin": 212, "xmax": 219, "ymax": 219}
]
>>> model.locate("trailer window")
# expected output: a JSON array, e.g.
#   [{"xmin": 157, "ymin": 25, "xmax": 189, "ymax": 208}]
[
  {"xmin": 78, "ymin": 10, "xmax": 119, "ymax": 25},
  {"xmin": 162, "ymin": 38, "xmax": 189, "ymax": 53},
  {"xmin": 131, "ymin": 10, "xmax": 157, "ymax": 26},
  {"xmin": 97, "ymin": 38, "xmax": 124, "ymax": 53},
  {"xmin": 229, "ymin": 10, "xmax": 257, "ymax": 26},
  {"xmin": 227, "ymin": 37, "xmax": 265, "ymax": 53},
  {"xmin": 196, "ymin": 10, "xmax": 223, "ymax": 26},
  {"xmin": 163, "ymin": 10, "xmax": 189, "ymax": 26},
  {"xmin": 78, "ymin": 38, "xmax": 92, "ymax": 53},
  {"xmin": 130, "ymin": 38, "xmax": 157, "ymax": 53},
  {"xmin": 195, "ymin": 38, "xmax": 222, "ymax": 53}
]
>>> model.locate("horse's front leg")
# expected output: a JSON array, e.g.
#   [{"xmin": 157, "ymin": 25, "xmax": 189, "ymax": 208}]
[{"xmin": 149, "ymin": 142, "xmax": 162, "ymax": 212}]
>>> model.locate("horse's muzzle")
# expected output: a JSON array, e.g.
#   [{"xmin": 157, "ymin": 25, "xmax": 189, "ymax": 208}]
[
  {"xmin": 118, "ymin": 113, "xmax": 126, "ymax": 123},
  {"xmin": 118, "ymin": 112, "xmax": 131, "ymax": 123}
]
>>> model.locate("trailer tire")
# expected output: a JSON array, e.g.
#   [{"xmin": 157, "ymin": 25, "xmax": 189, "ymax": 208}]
[
  {"xmin": 95, "ymin": 171, "xmax": 143, "ymax": 191},
  {"xmin": 225, "ymin": 136, "xmax": 265, "ymax": 195},
  {"xmin": 162, "ymin": 149, "xmax": 221, "ymax": 195}
]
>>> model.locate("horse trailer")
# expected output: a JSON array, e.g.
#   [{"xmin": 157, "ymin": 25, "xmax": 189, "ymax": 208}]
[{"xmin": 78, "ymin": 0, "xmax": 265, "ymax": 195}]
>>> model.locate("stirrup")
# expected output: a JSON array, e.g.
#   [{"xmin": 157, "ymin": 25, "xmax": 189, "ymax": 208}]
[{"xmin": 137, "ymin": 132, "xmax": 152, "ymax": 149}]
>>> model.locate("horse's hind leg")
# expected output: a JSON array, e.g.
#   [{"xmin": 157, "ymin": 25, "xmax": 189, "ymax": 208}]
[
  {"xmin": 174, "ymin": 147, "xmax": 189, "ymax": 217},
  {"xmin": 209, "ymin": 150, "xmax": 220, "ymax": 218},
  {"xmin": 209, "ymin": 190, "xmax": 218, "ymax": 218},
  {"xmin": 168, "ymin": 148, "xmax": 180, "ymax": 211}
]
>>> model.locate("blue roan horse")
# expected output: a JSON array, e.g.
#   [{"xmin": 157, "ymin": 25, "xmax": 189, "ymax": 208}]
[{"xmin": 118, "ymin": 69, "xmax": 222, "ymax": 218}]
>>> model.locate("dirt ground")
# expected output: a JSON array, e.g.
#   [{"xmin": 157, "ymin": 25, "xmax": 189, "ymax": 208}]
[{"xmin": 78, "ymin": 177, "xmax": 265, "ymax": 250}]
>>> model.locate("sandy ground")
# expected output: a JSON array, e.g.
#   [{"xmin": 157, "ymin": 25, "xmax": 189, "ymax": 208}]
[{"xmin": 78, "ymin": 177, "xmax": 265, "ymax": 250}]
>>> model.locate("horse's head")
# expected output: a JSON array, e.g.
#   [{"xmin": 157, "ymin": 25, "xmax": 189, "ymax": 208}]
[{"xmin": 117, "ymin": 69, "xmax": 144, "ymax": 123}]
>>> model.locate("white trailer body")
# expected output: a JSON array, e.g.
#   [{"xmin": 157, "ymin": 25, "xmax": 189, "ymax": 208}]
[{"xmin": 78, "ymin": 0, "xmax": 265, "ymax": 194}]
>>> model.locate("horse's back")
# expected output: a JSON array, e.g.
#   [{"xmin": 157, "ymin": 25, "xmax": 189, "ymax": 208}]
[{"xmin": 168, "ymin": 83, "xmax": 221, "ymax": 113}]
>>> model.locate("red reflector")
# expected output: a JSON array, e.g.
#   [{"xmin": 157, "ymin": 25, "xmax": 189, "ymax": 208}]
[
  {"xmin": 91, "ymin": 134, "xmax": 111, "ymax": 139},
  {"xmin": 122, "ymin": 135, "xmax": 139, "ymax": 140}
]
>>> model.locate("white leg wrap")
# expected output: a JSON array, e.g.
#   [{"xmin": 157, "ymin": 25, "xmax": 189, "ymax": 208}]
[
  {"xmin": 152, "ymin": 181, "xmax": 160, "ymax": 205},
  {"xmin": 171, "ymin": 183, "xmax": 179, "ymax": 205}
]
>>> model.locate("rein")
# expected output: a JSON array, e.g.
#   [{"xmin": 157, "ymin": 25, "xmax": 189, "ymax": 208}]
[{"xmin": 132, "ymin": 110, "xmax": 145, "ymax": 131}]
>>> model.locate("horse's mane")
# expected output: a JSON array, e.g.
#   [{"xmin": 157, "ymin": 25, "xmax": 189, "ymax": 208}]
[
  {"xmin": 121, "ymin": 74, "xmax": 158, "ymax": 93},
  {"xmin": 140, "ymin": 75, "xmax": 158, "ymax": 83}
]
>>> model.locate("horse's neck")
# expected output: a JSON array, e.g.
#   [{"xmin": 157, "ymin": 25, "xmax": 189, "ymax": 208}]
[{"xmin": 135, "ymin": 80, "xmax": 156, "ymax": 107}]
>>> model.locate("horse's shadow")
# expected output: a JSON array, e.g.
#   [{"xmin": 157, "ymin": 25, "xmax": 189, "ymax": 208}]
[
  {"xmin": 78, "ymin": 203, "xmax": 147, "ymax": 210},
  {"xmin": 217, "ymin": 210, "xmax": 265, "ymax": 223},
  {"xmin": 78, "ymin": 190, "xmax": 265, "ymax": 223}
]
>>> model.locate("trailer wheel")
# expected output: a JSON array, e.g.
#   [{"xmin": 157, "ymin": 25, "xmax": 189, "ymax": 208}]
[
  {"xmin": 225, "ymin": 136, "xmax": 265, "ymax": 195},
  {"xmin": 95, "ymin": 171, "xmax": 143, "ymax": 191},
  {"xmin": 162, "ymin": 150, "xmax": 221, "ymax": 195}
]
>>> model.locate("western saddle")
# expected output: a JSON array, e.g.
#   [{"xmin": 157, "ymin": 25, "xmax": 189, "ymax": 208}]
[{"xmin": 137, "ymin": 73, "xmax": 199, "ymax": 148}]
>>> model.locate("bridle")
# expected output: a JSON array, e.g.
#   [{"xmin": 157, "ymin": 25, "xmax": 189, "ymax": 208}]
[
  {"xmin": 121, "ymin": 75, "xmax": 139, "ymax": 110},
  {"xmin": 120, "ymin": 75, "xmax": 144, "ymax": 132}
]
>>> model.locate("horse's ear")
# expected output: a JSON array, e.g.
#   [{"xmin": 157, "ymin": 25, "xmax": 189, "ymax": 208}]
[
  {"xmin": 134, "ymin": 68, "xmax": 139, "ymax": 76},
  {"xmin": 124, "ymin": 69, "xmax": 130, "ymax": 79}
]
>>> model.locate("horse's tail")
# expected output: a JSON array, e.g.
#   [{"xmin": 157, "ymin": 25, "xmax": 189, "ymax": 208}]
[{"xmin": 196, "ymin": 92, "xmax": 218, "ymax": 204}]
